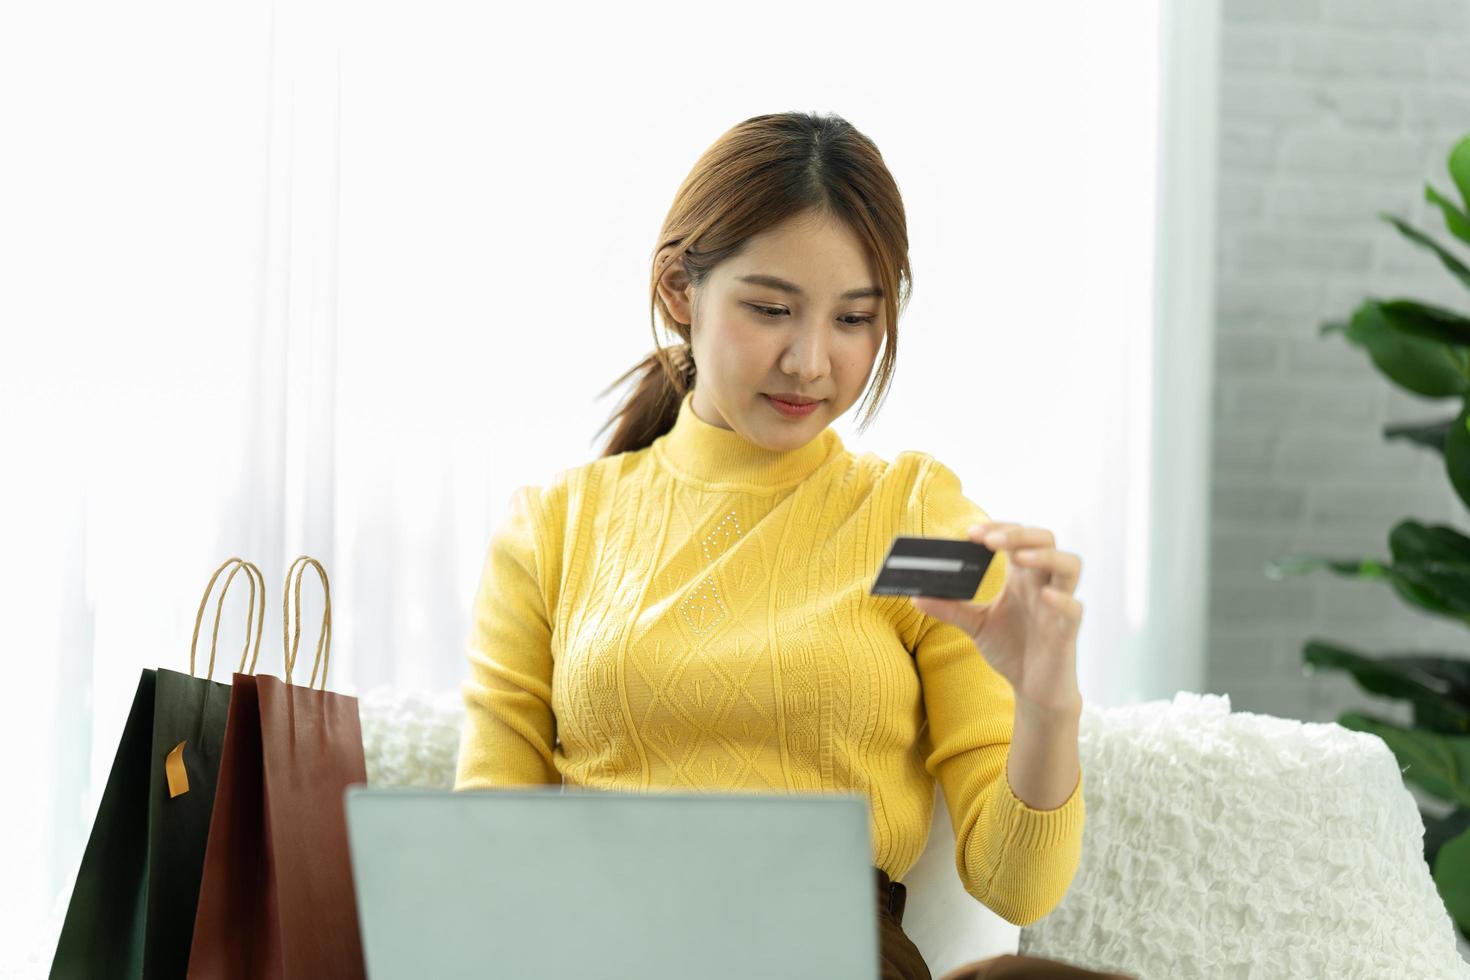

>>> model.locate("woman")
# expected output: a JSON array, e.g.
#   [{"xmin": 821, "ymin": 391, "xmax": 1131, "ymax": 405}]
[{"xmin": 455, "ymin": 111, "xmax": 1130, "ymax": 980}]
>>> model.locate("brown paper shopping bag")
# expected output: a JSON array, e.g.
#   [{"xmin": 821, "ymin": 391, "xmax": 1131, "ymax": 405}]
[{"xmin": 187, "ymin": 556, "xmax": 368, "ymax": 979}]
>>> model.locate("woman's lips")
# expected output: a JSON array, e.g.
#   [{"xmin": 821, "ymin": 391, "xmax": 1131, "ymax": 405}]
[{"xmin": 765, "ymin": 394, "xmax": 822, "ymax": 417}]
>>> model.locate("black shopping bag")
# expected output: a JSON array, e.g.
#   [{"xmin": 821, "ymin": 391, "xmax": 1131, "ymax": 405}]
[{"xmin": 50, "ymin": 558, "xmax": 267, "ymax": 979}]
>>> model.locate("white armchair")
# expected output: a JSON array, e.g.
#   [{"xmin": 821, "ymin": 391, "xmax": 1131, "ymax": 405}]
[{"xmin": 357, "ymin": 688, "xmax": 1470, "ymax": 980}]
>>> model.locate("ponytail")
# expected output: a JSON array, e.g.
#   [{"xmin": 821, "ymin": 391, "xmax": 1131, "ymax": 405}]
[{"xmin": 594, "ymin": 340, "xmax": 696, "ymax": 458}]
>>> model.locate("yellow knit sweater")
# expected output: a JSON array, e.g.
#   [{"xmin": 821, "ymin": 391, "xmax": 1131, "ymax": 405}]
[{"xmin": 454, "ymin": 389, "xmax": 1085, "ymax": 926}]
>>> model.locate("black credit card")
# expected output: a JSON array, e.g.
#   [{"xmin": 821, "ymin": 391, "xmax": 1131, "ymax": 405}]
[{"xmin": 869, "ymin": 535, "xmax": 996, "ymax": 600}]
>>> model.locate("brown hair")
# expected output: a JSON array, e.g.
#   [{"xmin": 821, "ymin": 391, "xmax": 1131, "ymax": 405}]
[{"xmin": 594, "ymin": 110, "xmax": 912, "ymax": 458}]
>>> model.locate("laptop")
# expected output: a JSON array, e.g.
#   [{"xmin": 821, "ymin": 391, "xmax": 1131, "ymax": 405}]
[{"xmin": 343, "ymin": 785, "xmax": 881, "ymax": 980}]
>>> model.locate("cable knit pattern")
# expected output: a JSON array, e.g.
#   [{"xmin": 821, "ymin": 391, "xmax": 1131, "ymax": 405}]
[
  {"xmin": 453, "ymin": 389, "xmax": 1084, "ymax": 926},
  {"xmin": 1019, "ymin": 692, "xmax": 1470, "ymax": 979}
]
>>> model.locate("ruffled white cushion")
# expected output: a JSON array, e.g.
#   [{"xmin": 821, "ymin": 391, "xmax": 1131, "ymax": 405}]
[
  {"xmin": 359, "ymin": 686, "xmax": 465, "ymax": 789},
  {"xmin": 1018, "ymin": 691, "xmax": 1470, "ymax": 979}
]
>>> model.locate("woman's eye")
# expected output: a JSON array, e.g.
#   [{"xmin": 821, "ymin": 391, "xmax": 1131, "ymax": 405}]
[{"xmin": 747, "ymin": 303, "xmax": 875, "ymax": 328}]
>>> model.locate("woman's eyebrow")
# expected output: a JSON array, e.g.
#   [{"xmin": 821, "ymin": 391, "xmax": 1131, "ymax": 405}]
[{"xmin": 736, "ymin": 273, "xmax": 883, "ymax": 301}]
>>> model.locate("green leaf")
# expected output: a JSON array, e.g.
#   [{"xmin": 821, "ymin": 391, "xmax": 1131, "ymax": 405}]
[
  {"xmin": 1383, "ymin": 417, "xmax": 1455, "ymax": 457},
  {"xmin": 1426, "ymin": 184, "xmax": 1470, "ymax": 248},
  {"xmin": 1342, "ymin": 300, "xmax": 1469, "ymax": 397},
  {"xmin": 1264, "ymin": 518, "xmax": 1470, "ymax": 625},
  {"xmin": 1387, "ymin": 520, "xmax": 1470, "ymax": 620},
  {"xmin": 1388, "ymin": 656, "xmax": 1470, "ymax": 701},
  {"xmin": 1382, "ymin": 213, "xmax": 1470, "ymax": 292},
  {"xmin": 1300, "ymin": 641, "xmax": 1470, "ymax": 734},
  {"xmin": 1337, "ymin": 710, "xmax": 1470, "ymax": 805},
  {"xmin": 1426, "ymin": 808, "xmax": 1470, "ymax": 870},
  {"xmin": 1447, "ymin": 403, "xmax": 1470, "ymax": 512},
  {"xmin": 1388, "ymin": 562, "xmax": 1469, "ymax": 620},
  {"xmin": 1434, "ymin": 826, "xmax": 1470, "ymax": 932},
  {"xmin": 1389, "ymin": 518, "xmax": 1470, "ymax": 566},
  {"xmin": 1451, "ymin": 133, "xmax": 1470, "ymax": 213},
  {"xmin": 1380, "ymin": 299, "xmax": 1470, "ymax": 349}
]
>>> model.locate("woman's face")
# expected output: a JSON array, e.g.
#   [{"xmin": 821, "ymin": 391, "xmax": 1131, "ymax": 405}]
[{"xmin": 656, "ymin": 210, "xmax": 886, "ymax": 451}]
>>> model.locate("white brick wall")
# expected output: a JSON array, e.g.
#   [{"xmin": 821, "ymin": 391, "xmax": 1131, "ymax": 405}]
[{"xmin": 1210, "ymin": 0, "xmax": 1470, "ymax": 725}]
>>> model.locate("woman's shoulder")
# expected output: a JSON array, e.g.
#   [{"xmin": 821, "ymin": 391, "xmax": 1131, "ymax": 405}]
[
  {"xmin": 847, "ymin": 446, "xmax": 955, "ymax": 490},
  {"xmin": 852, "ymin": 448, "xmax": 995, "ymax": 533},
  {"xmin": 503, "ymin": 448, "xmax": 660, "ymax": 541},
  {"xmin": 516, "ymin": 448, "xmax": 642, "ymax": 498}
]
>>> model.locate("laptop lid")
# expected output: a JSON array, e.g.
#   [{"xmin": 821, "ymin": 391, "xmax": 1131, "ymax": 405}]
[{"xmin": 344, "ymin": 785, "xmax": 881, "ymax": 980}]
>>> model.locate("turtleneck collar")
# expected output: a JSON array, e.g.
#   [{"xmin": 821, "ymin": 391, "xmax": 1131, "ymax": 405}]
[{"xmin": 652, "ymin": 389, "xmax": 843, "ymax": 489}]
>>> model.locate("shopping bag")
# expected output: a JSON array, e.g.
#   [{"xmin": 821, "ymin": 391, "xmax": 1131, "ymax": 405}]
[
  {"xmin": 188, "ymin": 555, "xmax": 368, "ymax": 978},
  {"xmin": 50, "ymin": 558, "xmax": 267, "ymax": 979}
]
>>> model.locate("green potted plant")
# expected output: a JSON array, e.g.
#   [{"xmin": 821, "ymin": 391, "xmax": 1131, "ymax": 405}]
[{"xmin": 1264, "ymin": 131, "xmax": 1470, "ymax": 942}]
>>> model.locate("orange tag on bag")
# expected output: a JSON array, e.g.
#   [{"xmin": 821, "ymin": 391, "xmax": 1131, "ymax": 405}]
[{"xmin": 166, "ymin": 740, "xmax": 190, "ymax": 798}]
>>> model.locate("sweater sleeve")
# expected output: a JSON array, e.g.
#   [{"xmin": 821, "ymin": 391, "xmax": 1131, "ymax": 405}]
[
  {"xmin": 904, "ymin": 455, "xmax": 1085, "ymax": 926},
  {"xmin": 454, "ymin": 483, "xmax": 561, "ymax": 790}
]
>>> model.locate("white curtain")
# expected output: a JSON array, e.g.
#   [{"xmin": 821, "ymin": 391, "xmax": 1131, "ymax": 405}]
[{"xmin": 0, "ymin": 0, "xmax": 1196, "ymax": 968}]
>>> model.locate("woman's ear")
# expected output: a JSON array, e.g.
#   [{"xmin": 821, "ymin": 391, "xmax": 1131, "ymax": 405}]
[{"xmin": 655, "ymin": 248, "xmax": 695, "ymax": 324}]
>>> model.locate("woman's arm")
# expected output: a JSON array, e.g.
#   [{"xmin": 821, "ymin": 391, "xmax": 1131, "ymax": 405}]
[{"xmin": 1007, "ymin": 696, "xmax": 1083, "ymax": 811}]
